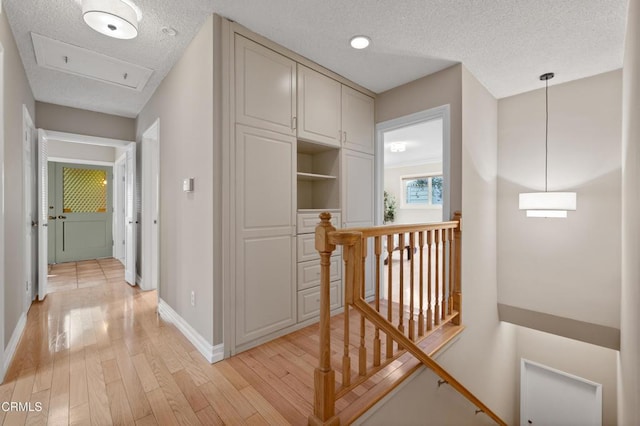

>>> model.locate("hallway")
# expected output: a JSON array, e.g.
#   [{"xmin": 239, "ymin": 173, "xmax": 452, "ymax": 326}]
[{"xmin": 47, "ymin": 259, "xmax": 125, "ymax": 294}]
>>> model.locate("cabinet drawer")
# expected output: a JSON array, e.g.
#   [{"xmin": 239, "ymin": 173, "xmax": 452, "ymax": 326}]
[
  {"xmin": 297, "ymin": 233, "xmax": 341, "ymax": 262},
  {"xmin": 297, "ymin": 281, "xmax": 341, "ymax": 322},
  {"xmin": 297, "ymin": 212, "xmax": 341, "ymax": 234},
  {"xmin": 297, "ymin": 257, "xmax": 341, "ymax": 290}
]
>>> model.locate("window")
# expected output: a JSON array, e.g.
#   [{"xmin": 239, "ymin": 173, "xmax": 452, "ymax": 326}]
[{"xmin": 402, "ymin": 175, "xmax": 443, "ymax": 207}]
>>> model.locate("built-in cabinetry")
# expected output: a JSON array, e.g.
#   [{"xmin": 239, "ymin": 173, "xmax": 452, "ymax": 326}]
[{"xmin": 232, "ymin": 31, "xmax": 375, "ymax": 351}]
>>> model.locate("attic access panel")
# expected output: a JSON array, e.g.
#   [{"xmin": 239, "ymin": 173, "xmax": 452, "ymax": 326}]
[{"xmin": 32, "ymin": 32, "xmax": 153, "ymax": 91}]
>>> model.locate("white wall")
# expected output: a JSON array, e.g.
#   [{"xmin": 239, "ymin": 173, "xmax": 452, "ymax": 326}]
[
  {"xmin": 384, "ymin": 163, "xmax": 443, "ymax": 223},
  {"xmin": 497, "ymin": 70, "xmax": 622, "ymax": 331},
  {"xmin": 48, "ymin": 140, "xmax": 116, "ymax": 163},
  {"xmin": 136, "ymin": 15, "xmax": 218, "ymax": 347},
  {"xmin": 0, "ymin": 7, "xmax": 35, "ymax": 381},
  {"xmin": 619, "ymin": 0, "xmax": 640, "ymax": 422}
]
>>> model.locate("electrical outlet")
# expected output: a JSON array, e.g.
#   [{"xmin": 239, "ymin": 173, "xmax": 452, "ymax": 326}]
[{"xmin": 190, "ymin": 291, "xmax": 195, "ymax": 307}]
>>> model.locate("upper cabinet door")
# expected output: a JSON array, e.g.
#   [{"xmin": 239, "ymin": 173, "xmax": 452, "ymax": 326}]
[
  {"xmin": 297, "ymin": 65, "xmax": 341, "ymax": 147},
  {"xmin": 341, "ymin": 86, "xmax": 375, "ymax": 154},
  {"xmin": 235, "ymin": 35, "xmax": 297, "ymax": 136}
]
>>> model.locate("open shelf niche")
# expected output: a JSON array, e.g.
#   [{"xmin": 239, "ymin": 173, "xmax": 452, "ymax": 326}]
[{"xmin": 297, "ymin": 140, "xmax": 340, "ymax": 210}]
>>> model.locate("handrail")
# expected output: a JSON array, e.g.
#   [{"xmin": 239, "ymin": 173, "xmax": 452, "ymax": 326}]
[{"xmin": 309, "ymin": 212, "xmax": 506, "ymax": 426}]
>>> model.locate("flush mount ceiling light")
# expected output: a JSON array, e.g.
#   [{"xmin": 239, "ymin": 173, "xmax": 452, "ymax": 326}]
[
  {"xmin": 389, "ymin": 142, "xmax": 406, "ymax": 153},
  {"xmin": 82, "ymin": 0, "xmax": 140, "ymax": 40},
  {"xmin": 350, "ymin": 35, "xmax": 370, "ymax": 49},
  {"xmin": 519, "ymin": 72, "xmax": 577, "ymax": 218}
]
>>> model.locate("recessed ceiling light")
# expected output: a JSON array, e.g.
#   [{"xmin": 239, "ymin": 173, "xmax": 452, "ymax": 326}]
[
  {"xmin": 82, "ymin": 0, "xmax": 141, "ymax": 40},
  {"xmin": 161, "ymin": 27, "xmax": 178, "ymax": 37},
  {"xmin": 350, "ymin": 35, "xmax": 370, "ymax": 49}
]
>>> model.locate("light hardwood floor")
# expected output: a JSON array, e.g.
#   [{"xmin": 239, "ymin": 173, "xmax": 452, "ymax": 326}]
[{"xmin": 1, "ymin": 259, "xmax": 462, "ymax": 425}]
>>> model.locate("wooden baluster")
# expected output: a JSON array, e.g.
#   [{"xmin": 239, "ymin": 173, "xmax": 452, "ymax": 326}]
[
  {"xmin": 310, "ymin": 212, "xmax": 338, "ymax": 426},
  {"xmin": 386, "ymin": 234, "xmax": 394, "ymax": 359},
  {"xmin": 441, "ymin": 227, "xmax": 448, "ymax": 321},
  {"xmin": 408, "ymin": 232, "xmax": 416, "ymax": 341},
  {"xmin": 397, "ymin": 233, "xmax": 405, "ymax": 349},
  {"xmin": 418, "ymin": 231, "xmax": 425, "ymax": 337},
  {"xmin": 448, "ymin": 227, "xmax": 454, "ymax": 316},
  {"xmin": 342, "ymin": 241, "xmax": 352, "ymax": 388},
  {"xmin": 373, "ymin": 236, "xmax": 382, "ymax": 367},
  {"xmin": 434, "ymin": 229, "xmax": 441, "ymax": 326},
  {"xmin": 426, "ymin": 229, "xmax": 433, "ymax": 331},
  {"xmin": 359, "ymin": 238, "xmax": 367, "ymax": 376},
  {"xmin": 453, "ymin": 212, "xmax": 462, "ymax": 326}
]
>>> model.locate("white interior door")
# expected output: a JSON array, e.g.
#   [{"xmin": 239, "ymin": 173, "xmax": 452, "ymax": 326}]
[
  {"xmin": 113, "ymin": 157, "xmax": 126, "ymax": 263},
  {"xmin": 23, "ymin": 107, "xmax": 36, "ymax": 309},
  {"xmin": 142, "ymin": 120, "xmax": 159, "ymax": 291},
  {"xmin": 124, "ymin": 143, "xmax": 137, "ymax": 285},
  {"xmin": 521, "ymin": 359, "xmax": 602, "ymax": 426},
  {"xmin": 37, "ymin": 129, "xmax": 48, "ymax": 300}
]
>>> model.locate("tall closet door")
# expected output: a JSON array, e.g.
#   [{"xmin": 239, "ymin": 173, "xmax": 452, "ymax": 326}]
[
  {"xmin": 342, "ymin": 149, "xmax": 375, "ymax": 298},
  {"xmin": 235, "ymin": 125, "xmax": 296, "ymax": 346},
  {"xmin": 235, "ymin": 35, "xmax": 297, "ymax": 136}
]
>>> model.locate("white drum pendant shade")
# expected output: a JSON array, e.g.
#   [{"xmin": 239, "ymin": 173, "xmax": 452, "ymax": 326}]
[
  {"xmin": 519, "ymin": 192, "xmax": 577, "ymax": 218},
  {"xmin": 83, "ymin": 0, "xmax": 138, "ymax": 40}
]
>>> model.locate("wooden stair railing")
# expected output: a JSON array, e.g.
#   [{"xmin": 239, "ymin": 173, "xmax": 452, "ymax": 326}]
[{"xmin": 308, "ymin": 212, "xmax": 506, "ymax": 426}]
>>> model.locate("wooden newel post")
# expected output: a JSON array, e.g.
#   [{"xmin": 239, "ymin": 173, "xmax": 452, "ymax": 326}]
[
  {"xmin": 452, "ymin": 211, "xmax": 462, "ymax": 326},
  {"xmin": 309, "ymin": 212, "xmax": 339, "ymax": 426}
]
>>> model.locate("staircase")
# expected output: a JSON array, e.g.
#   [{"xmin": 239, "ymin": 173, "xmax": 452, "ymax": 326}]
[{"xmin": 308, "ymin": 212, "xmax": 506, "ymax": 425}]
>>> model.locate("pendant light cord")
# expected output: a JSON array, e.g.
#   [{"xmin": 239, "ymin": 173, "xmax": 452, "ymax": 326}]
[{"xmin": 545, "ymin": 76, "xmax": 549, "ymax": 193}]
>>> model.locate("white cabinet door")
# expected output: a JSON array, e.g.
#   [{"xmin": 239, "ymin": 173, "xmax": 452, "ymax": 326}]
[
  {"xmin": 235, "ymin": 35, "xmax": 297, "ymax": 136},
  {"xmin": 297, "ymin": 65, "xmax": 341, "ymax": 147},
  {"xmin": 341, "ymin": 86, "xmax": 375, "ymax": 154},
  {"xmin": 342, "ymin": 149, "xmax": 374, "ymax": 227},
  {"xmin": 235, "ymin": 125, "xmax": 296, "ymax": 346}
]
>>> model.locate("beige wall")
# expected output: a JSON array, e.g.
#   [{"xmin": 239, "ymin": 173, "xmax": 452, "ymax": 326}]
[
  {"xmin": 384, "ymin": 163, "xmax": 443, "ymax": 224},
  {"xmin": 1, "ymin": 9, "xmax": 35, "ymax": 357},
  {"xmin": 516, "ymin": 327, "xmax": 618, "ymax": 425},
  {"xmin": 497, "ymin": 71, "xmax": 622, "ymax": 330},
  {"xmin": 376, "ymin": 65, "xmax": 462, "ymax": 215},
  {"xmin": 135, "ymin": 15, "xmax": 219, "ymax": 346},
  {"xmin": 48, "ymin": 140, "xmax": 115, "ymax": 163},
  {"xmin": 370, "ymin": 66, "xmax": 516, "ymax": 423},
  {"xmin": 620, "ymin": 0, "xmax": 640, "ymax": 422},
  {"xmin": 36, "ymin": 102, "xmax": 135, "ymax": 141}
]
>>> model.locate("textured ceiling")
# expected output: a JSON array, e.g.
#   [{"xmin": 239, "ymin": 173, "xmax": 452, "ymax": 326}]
[
  {"xmin": 4, "ymin": 0, "xmax": 214, "ymax": 118},
  {"xmin": 4, "ymin": 0, "xmax": 629, "ymax": 118}
]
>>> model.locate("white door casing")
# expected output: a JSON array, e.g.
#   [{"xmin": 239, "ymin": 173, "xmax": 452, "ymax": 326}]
[
  {"xmin": 142, "ymin": 119, "xmax": 160, "ymax": 291},
  {"xmin": 113, "ymin": 155, "xmax": 126, "ymax": 263},
  {"xmin": 37, "ymin": 129, "xmax": 49, "ymax": 300}
]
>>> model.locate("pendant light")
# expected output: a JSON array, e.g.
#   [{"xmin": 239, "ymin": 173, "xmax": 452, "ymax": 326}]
[
  {"xmin": 82, "ymin": 0, "xmax": 140, "ymax": 40},
  {"xmin": 519, "ymin": 72, "xmax": 577, "ymax": 218}
]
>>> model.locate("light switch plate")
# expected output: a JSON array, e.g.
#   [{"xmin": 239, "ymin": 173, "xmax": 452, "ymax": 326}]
[{"xmin": 183, "ymin": 178, "xmax": 194, "ymax": 192}]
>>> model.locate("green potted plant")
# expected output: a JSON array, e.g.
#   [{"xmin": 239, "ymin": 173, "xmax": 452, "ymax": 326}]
[{"xmin": 384, "ymin": 190, "xmax": 397, "ymax": 224}]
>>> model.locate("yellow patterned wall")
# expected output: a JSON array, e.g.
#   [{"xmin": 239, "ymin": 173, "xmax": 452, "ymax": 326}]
[{"xmin": 63, "ymin": 167, "xmax": 107, "ymax": 213}]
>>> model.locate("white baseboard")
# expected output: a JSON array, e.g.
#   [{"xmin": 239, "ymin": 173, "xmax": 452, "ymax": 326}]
[
  {"xmin": 2, "ymin": 312, "xmax": 27, "ymax": 381},
  {"xmin": 157, "ymin": 299, "xmax": 223, "ymax": 364}
]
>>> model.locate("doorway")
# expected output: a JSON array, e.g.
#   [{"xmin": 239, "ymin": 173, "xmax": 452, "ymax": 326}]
[
  {"xmin": 374, "ymin": 106, "xmax": 450, "ymax": 306},
  {"xmin": 376, "ymin": 106, "xmax": 449, "ymax": 226},
  {"xmin": 36, "ymin": 130, "xmax": 137, "ymax": 299}
]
